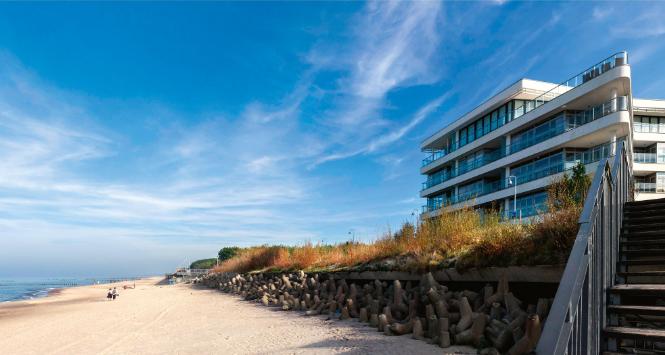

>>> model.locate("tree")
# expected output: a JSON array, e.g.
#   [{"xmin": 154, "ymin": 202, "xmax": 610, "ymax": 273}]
[
  {"xmin": 218, "ymin": 247, "xmax": 240, "ymax": 262},
  {"xmin": 547, "ymin": 162, "xmax": 592, "ymax": 210}
]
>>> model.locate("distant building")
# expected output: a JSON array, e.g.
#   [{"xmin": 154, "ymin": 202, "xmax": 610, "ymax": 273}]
[{"xmin": 420, "ymin": 51, "xmax": 665, "ymax": 218}]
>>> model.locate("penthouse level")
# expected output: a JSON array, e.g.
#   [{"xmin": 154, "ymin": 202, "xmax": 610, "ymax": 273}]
[{"xmin": 420, "ymin": 51, "xmax": 665, "ymax": 218}]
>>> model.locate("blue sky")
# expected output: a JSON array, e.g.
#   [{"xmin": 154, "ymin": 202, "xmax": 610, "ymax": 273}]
[{"xmin": 1, "ymin": 1, "xmax": 664, "ymax": 277}]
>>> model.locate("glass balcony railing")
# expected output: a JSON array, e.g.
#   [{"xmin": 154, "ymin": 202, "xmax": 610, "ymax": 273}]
[
  {"xmin": 634, "ymin": 153, "xmax": 657, "ymax": 164},
  {"xmin": 422, "ymin": 150, "xmax": 503, "ymax": 190},
  {"xmin": 421, "ymin": 96, "xmax": 628, "ymax": 192},
  {"xmin": 421, "ymin": 52, "xmax": 628, "ymax": 169},
  {"xmin": 531, "ymin": 51, "xmax": 627, "ymax": 108},
  {"xmin": 635, "ymin": 182, "xmax": 662, "ymax": 193},
  {"xmin": 422, "ymin": 154, "xmax": 611, "ymax": 214}
]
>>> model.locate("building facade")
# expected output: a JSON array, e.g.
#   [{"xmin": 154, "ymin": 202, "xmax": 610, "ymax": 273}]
[{"xmin": 420, "ymin": 51, "xmax": 665, "ymax": 218}]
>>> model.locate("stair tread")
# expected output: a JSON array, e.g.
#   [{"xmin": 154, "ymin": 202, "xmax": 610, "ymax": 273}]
[
  {"xmin": 619, "ymin": 270, "xmax": 665, "ymax": 276},
  {"xmin": 620, "ymin": 259, "xmax": 665, "ymax": 265},
  {"xmin": 608, "ymin": 305, "xmax": 665, "ymax": 314},
  {"xmin": 622, "ymin": 239, "xmax": 665, "ymax": 245},
  {"xmin": 623, "ymin": 249, "xmax": 665, "ymax": 254},
  {"xmin": 605, "ymin": 326, "xmax": 665, "ymax": 338},
  {"xmin": 611, "ymin": 284, "xmax": 665, "ymax": 292}
]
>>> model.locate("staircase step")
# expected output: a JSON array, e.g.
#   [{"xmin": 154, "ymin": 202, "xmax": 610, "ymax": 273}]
[
  {"xmin": 622, "ymin": 239, "xmax": 665, "ymax": 247},
  {"xmin": 624, "ymin": 216, "xmax": 665, "ymax": 224},
  {"xmin": 623, "ymin": 249, "xmax": 665, "ymax": 257},
  {"xmin": 608, "ymin": 305, "xmax": 665, "ymax": 316},
  {"xmin": 620, "ymin": 259, "xmax": 665, "ymax": 267},
  {"xmin": 619, "ymin": 271, "xmax": 665, "ymax": 277},
  {"xmin": 623, "ymin": 230, "xmax": 665, "ymax": 238},
  {"xmin": 611, "ymin": 284, "xmax": 665, "ymax": 293},
  {"xmin": 627, "ymin": 198, "xmax": 665, "ymax": 207},
  {"xmin": 623, "ymin": 222, "xmax": 665, "ymax": 231},
  {"xmin": 604, "ymin": 326, "xmax": 665, "ymax": 342}
]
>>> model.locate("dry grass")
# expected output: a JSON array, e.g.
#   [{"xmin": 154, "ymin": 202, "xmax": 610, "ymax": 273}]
[
  {"xmin": 212, "ymin": 167, "xmax": 590, "ymax": 274},
  {"xmin": 212, "ymin": 201, "xmax": 582, "ymax": 274}
]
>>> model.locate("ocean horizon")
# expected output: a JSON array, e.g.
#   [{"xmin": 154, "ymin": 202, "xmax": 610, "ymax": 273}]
[{"xmin": 0, "ymin": 277, "xmax": 145, "ymax": 303}]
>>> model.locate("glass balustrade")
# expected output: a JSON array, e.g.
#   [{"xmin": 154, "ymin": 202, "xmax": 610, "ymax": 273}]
[
  {"xmin": 422, "ymin": 96, "xmax": 627, "ymax": 192},
  {"xmin": 421, "ymin": 52, "xmax": 628, "ymax": 169},
  {"xmin": 635, "ymin": 182, "xmax": 658, "ymax": 193},
  {"xmin": 634, "ymin": 153, "xmax": 657, "ymax": 164}
]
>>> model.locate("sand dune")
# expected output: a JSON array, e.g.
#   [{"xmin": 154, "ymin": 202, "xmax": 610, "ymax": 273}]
[{"xmin": 0, "ymin": 277, "xmax": 472, "ymax": 354}]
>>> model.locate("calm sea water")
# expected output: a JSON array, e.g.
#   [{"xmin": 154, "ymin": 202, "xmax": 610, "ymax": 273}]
[{"xmin": 0, "ymin": 278, "xmax": 139, "ymax": 302}]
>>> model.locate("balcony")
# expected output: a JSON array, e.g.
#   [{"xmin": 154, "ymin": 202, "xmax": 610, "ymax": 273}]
[
  {"xmin": 635, "ymin": 153, "xmax": 657, "ymax": 164},
  {"xmin": 635, "ymin": 182, "xmax": 664, "ymax": 193},
  {"xmin": 421, "ymin": 96, "xmax": 628, "ymax": 193},
  {"xmin": 423, "ymin": 151, "xmax": 610, "ymax": 214},
  {"xmin": 421, "ymin": 51, "xmax": 628, "ymax": 169}
]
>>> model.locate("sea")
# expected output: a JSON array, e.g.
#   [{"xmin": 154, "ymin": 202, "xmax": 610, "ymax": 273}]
[{"xmin": 0, "ymin": 277, "xmax": 140, "ymax": 302}]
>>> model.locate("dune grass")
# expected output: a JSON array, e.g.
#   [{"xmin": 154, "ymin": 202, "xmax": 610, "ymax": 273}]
[
  {"xmin": 213, "ymin": 167, "xmax": 592, "ymax": 274},
  {"xmin": 212, "ymin": 204, "xmax": 581, "ymax": 274}
]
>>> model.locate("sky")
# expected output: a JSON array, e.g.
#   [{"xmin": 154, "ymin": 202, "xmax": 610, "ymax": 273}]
[{"xmin": 1, "ymin": 1, "xmax": 664, "ymax": 277}]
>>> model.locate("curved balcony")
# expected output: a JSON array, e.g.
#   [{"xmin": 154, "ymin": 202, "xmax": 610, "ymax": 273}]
[{"xmin": 421, "ymin": 51, "xmax": 628, "ymax": 169}]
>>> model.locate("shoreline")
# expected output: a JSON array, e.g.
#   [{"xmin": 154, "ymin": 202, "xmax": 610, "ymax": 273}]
[{"xmin": 0, "ymin": 277, "xmax": 148, "ymax": 303}]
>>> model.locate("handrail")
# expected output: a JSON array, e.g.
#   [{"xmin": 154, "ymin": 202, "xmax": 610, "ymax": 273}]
[{"xmin": 536, "ymin": 141, "xmax": 633, "ymax": 354}]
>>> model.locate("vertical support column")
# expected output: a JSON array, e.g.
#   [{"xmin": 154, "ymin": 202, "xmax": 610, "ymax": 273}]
[
  {"xmin": 610, "ymin": 130, "xmax": 617, "ymax": 156},
  {"xmin": 504, "ymin": 134, "xmax": 511, "ymax": 156},
  {"xmin": 611, "ymin": 88, "xmax": 618, "ymax": 112}
]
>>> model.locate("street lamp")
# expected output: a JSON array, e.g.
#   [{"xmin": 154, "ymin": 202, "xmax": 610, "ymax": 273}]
[
  {"xmin": 508, "ymin": 175, "xmax": 517, "ymax": 219},
  {"xmin": 348, "ymin": 229, "xmax": 356, "ymax": 243}
]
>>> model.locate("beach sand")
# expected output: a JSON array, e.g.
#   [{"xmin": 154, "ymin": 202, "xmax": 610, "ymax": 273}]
[{"xmin": 0, "ymin": 277, "xmax": 474, "ymax": 354}]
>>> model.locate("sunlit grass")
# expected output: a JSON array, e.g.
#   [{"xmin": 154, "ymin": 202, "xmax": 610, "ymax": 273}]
[{"xmin": 212, "ymin": 202, "xmax": 581, "ymax": 274}]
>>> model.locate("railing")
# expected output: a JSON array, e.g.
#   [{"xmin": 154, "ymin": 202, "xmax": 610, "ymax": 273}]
[
  {"xmin": 634, "ymin": 152, "xmax": 657, "ymax": 163},
  {"xmin": 421, "ymin": 96, "xmax": 627, "ymax": 192},
  {"xmin": 536, "ymin": 142, "xmax": 633, "ymax": 354},
  {"xmin": 532, "ymin": 51, "xmax": 628, "ymax": 109},
  {"xmin": 635, "ymin": 182, "xmax": 665, "ymax": 193},
  {"xmin": 421, "ymin": 52, "xmax": 628, "ymax": 169}
]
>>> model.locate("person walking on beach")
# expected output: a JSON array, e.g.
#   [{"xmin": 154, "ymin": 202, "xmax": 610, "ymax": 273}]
[
  {"xmin": 107, "ymin": 288, "xmax": 112, "ymax": 301},
  {"xmin": 112, "ymin": 287, "xmax": 117, "ymax": 300}
]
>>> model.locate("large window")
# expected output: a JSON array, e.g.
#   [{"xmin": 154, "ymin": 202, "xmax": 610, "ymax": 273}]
[{"xmin": 456, "ymin": 100, "xmax": 522, "ymax": 148}]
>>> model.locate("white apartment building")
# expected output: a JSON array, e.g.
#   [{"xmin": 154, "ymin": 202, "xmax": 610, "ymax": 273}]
[{"xmin": 420, "ymin": 51, "xmax": 665, "ymax": 218}]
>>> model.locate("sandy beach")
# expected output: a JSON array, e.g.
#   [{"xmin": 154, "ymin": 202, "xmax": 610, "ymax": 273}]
[{"xmin": 0, "ymin": 277, "xmax": 473, "ymax": 354}]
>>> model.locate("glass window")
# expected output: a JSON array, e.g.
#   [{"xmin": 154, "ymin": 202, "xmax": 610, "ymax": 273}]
[
  {"xmin": 634, "ymin": 116, "xmax": 642, "ymax": 133},
  {"xmin": 476, "ymin": 120, "xmax": 484, "ymax": 138},
  {"xmin": 459, "ymin": 128, "xmax": 467, "ymax": 146},
  {"xmin": 468, "ymin": 124, "xmax": 475, "ymax": 142},
  {"xmin": 498, "ymin": 105, "xmax": 506, "ymax": 126},
  {"xmin": 483, "ymin": 116, "xmax": 490, "ymax": 135},
  {"xmin": 651, "ymin": 117, "xmax": 659, "ymax": 133},
  {"xmin": 505, "ymin": 101, "xmax": 513, "ymax": 123},
  {"xmin": 660, "ymin": 117, "xmax": 665, "ymax": 134},
  {"xmin": 514, "ymin": 100, "xmax": 525, "ymax": 119}
]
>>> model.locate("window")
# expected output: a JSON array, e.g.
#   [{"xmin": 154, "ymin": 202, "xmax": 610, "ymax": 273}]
[
  {"xmin": 513, "ymin": 100, "xmax": 525, "ymax": 119},
  {"xmin": 468, "ymin": 124, "xmax": 475, "ymax": 142},
  {"xmin": 483, "ymin": 116, "xmax": 490, "ymax": 136},
  {"xmin": 651, "ymin": 117, "xmax": 659, "ymax": 133},
  {"xmin": 660, "ymin": 117, "xmax": 665, "ymax": 133},
  {"xmin": 476, "ymin": 120, "xmax": 484, "ymax": 138},
  {"xmin": 459, "ymin": 128, "xmax": 467, "ymax": 146}
]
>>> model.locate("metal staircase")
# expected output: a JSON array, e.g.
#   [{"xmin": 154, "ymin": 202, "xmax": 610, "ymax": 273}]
[{"xmin": 604, "ymin": 198, "xmax": 665, "ymax": 354}]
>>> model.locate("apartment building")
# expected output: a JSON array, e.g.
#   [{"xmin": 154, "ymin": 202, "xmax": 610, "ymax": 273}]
[{"xmin": 420, "ymin": 51, "xmax": 665, "ymax": 218}]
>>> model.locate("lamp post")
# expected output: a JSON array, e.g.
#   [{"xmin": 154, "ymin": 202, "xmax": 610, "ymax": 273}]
[
  {"xmin": 411, "ymin": 208, "xmax": 419, "ymax": 227},
  {"xmin": 348, "ymin": 229, "xmax": 356, "ymax": 243},
  {"xmin": 508, "ymin": 175, "xmax": 517, "ymax": 219}
]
